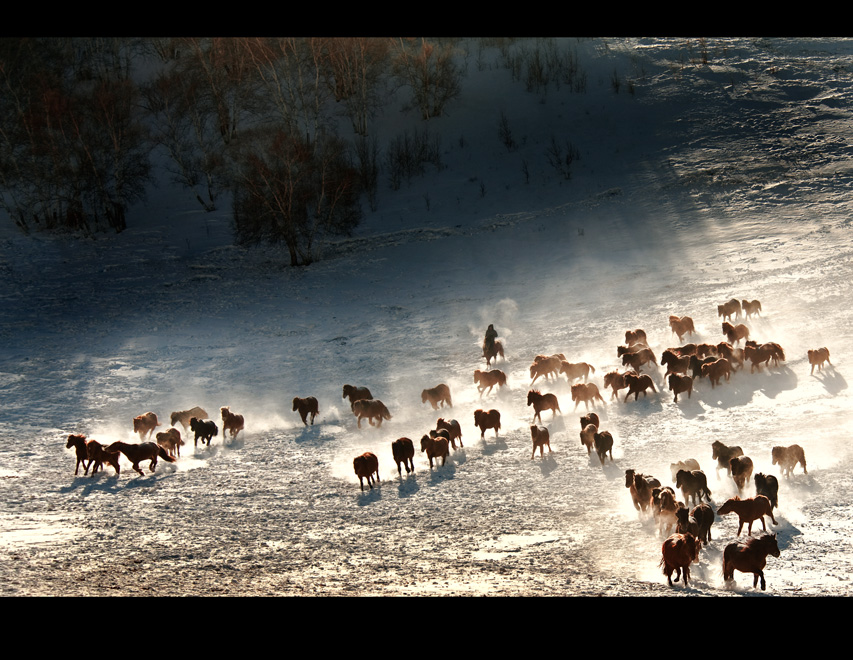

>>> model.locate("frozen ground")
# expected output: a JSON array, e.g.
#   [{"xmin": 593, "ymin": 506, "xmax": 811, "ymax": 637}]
[{"xmin": 1, "ymin": 38, "xmax": 852, "ymax": 596}]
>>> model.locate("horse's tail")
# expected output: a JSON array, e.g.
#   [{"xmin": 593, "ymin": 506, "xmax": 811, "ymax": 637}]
[
  {"xmin": 589, "ymin": 364, "xmax": 596, "ymax": 374},
  {"xmin": 158, "ymin": 446, "xmax": 176, "ymax": 462}
]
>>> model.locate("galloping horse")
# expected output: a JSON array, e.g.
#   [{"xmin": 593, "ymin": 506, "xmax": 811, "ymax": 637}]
[
  {"xmin": 106, "ymin": 441, "xmax": 175, "ymax": 476},
  {"xmin": 723, "ymin": 533, "xmax": 780, "ymax": 591}
]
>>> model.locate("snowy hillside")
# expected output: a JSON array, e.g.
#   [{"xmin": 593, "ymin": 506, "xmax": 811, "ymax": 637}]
[{"xmin": 2, "ymin": 37, "xmax": 853, "ymax": 596}]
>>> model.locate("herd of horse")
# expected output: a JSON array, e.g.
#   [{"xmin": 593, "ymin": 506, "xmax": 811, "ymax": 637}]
[
  {"xmin": 66, "ymin": 405, "xmax": 245, "ymax": 478},
  {"xmin": 65, "ymin": 296, "xmax": 823, "ymax": 592}
]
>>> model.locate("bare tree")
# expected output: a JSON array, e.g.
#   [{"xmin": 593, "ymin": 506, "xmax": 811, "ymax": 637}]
[
  {"xmin": 391, "ymin": 38, "xmax": 463, "ymax": 120},
  {"xmin": 326, "ymin": 37, "xmax": 390, "ymax": 136},
  {"xmin": 0, "ymin": 38, "xmax": 150, "ymax": 234},
  {"xmin": 231, "ymin": 127, "xmax": 362, "ymax": 266}
]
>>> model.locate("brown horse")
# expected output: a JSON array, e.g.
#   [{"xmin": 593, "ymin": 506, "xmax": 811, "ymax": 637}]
[
  {"xmin": 718, "ymin": 299, "xmax": 742, "ymax": 322},
  {"xmin": 292, "ymin": 396, "xmax": 319, "ymax": 426},
  {"xmin": 808, "ymin": 347, "xmax": 831, "ymax": 374},
  {"xmin": 722, "ymin": 533, "xmax": 780, "ymax": 591},
  {"xmin": 741, "ymin": 299, "xmax": 762, "ymax": 319},
  {"xmin": 772, "ymin": 444, "xmax": 807, "ymax": 477},
  {"xmin": 579, "ymin": 412, "xmax": 600, "ymax": 430},
  {"xmin": 421, "ymin": 383, "xmax": 452, "ymax": 409},
  {"xmin": 660, "ymin": 532, "xmax": 703, "ymax": 588},
  {"xmin": 571, "ymin": 382, "xmax": 605, "ymax": 410},
  {"xmin": 155, "ymin": 428, "xmax": 183, "ymax": 458},
  {"xmin": 351, "ymin": 399, "xmax": 392, "ymax": 428},
  {"xmin": 391, "ymin": 438, "xmax": 415, "ymax": 476},
  {"xmin": 559, "ymin": 361, "xmax": 595, "ymax": 383},
  {"xmin": 530, "ymin": 354, "xmax": 563, "ymax": 384},
  {"xmin": 715, "ymin": 342, "xmax": 744, "ymax": 371},
  {"xmin": 744, "ymin": 342, "xmax": 785, "ymax": 372},
  {"xmin": 712, "ymin": 440, "xmax": 743, "ymax": 479},
  {"xmin": 220, "ymin": 406, "xmax": 244, "ymax": 440},
  {"xmin": 420, "ymin": 434, "xmax": 449, "ymax": 469},
  {"xmin": 579, "ymin": 423, "xmax": 597, "ymax": 455},
  {"xmin": 106, "ymin": 441, "xmax": 175, "ymax": 476},
  {"xmin": 717, "ymin": 495, "xmax": 777, "ymax": 536},
  {"xmin": 86, "ymin": 439, "xmax": 121, "ymax": 477},
  {"xmin": 670, "ymin": 459, "xmax": 701, "ymax": 481},
  {"xmin": 527, "ymin": 390, "xmax": 561, "ymax": 423},
  {"xmin": 530, "ymin": 425, "xmax": 552, "ymax": 459},
  {"xmin": 701, "ymin": 358, "xmax": 732, "ymax": 388},
  {"xmin": 474, "ymin": 369, "xmax": 507, "ymax": 396},
  {"xmin": 669, "ymin": 315, "xmax": 696, "ymax": 343},
  {"xmin": 353, "ymin": 452, "xmax": 379, "ymax": 490},
  {"xmin": 473, "ymin": 409, "xmax": 501, "ymax": 439},
  {"xmin": 483, "ymin": 340, "xmax": 505, "ymax": 367},
  {"xmin": 66, "ymin": 433, "xmax": 92, "ymax": 475},
  {"xmin": 668, "ymin": 373, "xmax": 694, "ymax": 402},
  {"xmin": 342, "ymin": 384, "xmax": 373, "ymax": 405},
  {"xmin": 661, "ymin": 350, "xmax": 692, "ymax": 378},
  {"xmin": 730, "ymin": 455, "xmax": 754, "ymax": 492},
  {"xmin": 170, "ymin": 406, "xmax": 209, "ymax": 434},
  {"xmin": 625, "ymin": 469, "xmax": 660, "ymax": 512},
  {"xmin": 625, "ymin": 329, "xmax": 647, "ymax": 346},
  {"xmin": 624, "ymin": 372, "xmax": 657, "ymax": 401},
  {"xmin": 675, "ymin": 469, "xmax": 712, "ymax": 506},
  {"xmin": 436, "ymin": 418, "xmax": 463, "ymax": 449},
  {"xmin": 655, "ymin": 488, "xmax": 680, "ymax": 537},
  {"xmin": 132, "ymin": 412, "xmax": 160, "ymax": 441},
  {"xmin": 722, "ymin": 322, "xmax": 750, "ymax": 346},
  {"xmin": 603, "ymin": 371, "xmax": 632, "ymax": 400},
  {"xmin": 621, "ymin": 347, "xmax": 658, "ymax": 372}
]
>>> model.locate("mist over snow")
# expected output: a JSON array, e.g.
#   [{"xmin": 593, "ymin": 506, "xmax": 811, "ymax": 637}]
[{"xmin": 2, "ymin": 37, "xmax": 853, "ymax": 596}]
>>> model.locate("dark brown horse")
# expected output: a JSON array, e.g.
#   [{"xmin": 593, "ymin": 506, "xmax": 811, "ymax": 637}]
[
  {"xmin": 66, "ymin": 433, "xmax": 92, "ymax": 475},
  {"xmin": 86, "ymin": 440, "xmax": 121, "ymax": 477},
  {"xmin": 623, "ymin": 372, "xmax": 657, "ymax": 401},
  {"xmin": 220, "ymin": 406, "xmax": 245, "ymax": 440},
  {"xmin": 527, "ymin": 390, "xmax": 561, "ymax": 423},
  {"xmin": 342, "ymin": 384, "xmax": 373, "ymax": 405},
  {"xmin": 292, "ymin": 396, "xmax": 319, "ymax": 425},
  {"xmin": 711, "ymin": 440, "xmax": 743, "ymax": 479},
  {"xmin": 474, "ymin": 409, "xmax": 501, "ymax": 439},
  {"xmin": 730, "ymin": 455, "xmax": 754, "ymax": 492},
  {"xmin": 483, "ymin": 340, "xmax": 505, "ymax": 367},
  {"xmin": 722, "ymin": 533, "xmax": 780, "ymax": 591},
  {"xmin": 391, "ymin": 438, "xmax": 415, "ymax": 476},
  {"xmin": 353, "ymin": 452, "xmax": 380, "ymax": 490},
  {"xmin": 436, "ymin": 418, "xmax": 463, "ymax": 449},
  {"xmin": 675, "ymin": 469, "xmax": 712, "ymax": 506},
  {"xmin": 594, "ymin": 431, "xmax": 614, "ymax": 466},
  {"xmin": 675, "ymin": 502, "xmax": 715, "ymax": 545},
  {"xmin": 660, "ymin": 532, "xmax": 703, "ymax": 588},
  {"xmin": 625, "ymin": 469, "xmax": 660, "ymax": 512},
  {"xmin": 106, "ymin": 441, "xmax": 175, "ymax": 476}
]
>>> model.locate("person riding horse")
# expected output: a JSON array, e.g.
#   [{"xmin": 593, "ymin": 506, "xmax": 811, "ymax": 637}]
[{"xmin": 483, "ymin": 324, "xmax": 498, "ymax": 353}]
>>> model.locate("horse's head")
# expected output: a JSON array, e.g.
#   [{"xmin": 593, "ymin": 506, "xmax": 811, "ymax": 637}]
[
  {"xmin": 624, "ymin": 469, "xmax": 635, "ymax": 488},
  {"xmin": 675, "ymin": 470, "xmax": 686, "ymax": 488},
  {"xmin": 420, "ymin": 435, "xmax": 431, "ymax": 452},
  {"xmin": 766, "ymin": 533, "xmax": 780, "ymax": 557}
]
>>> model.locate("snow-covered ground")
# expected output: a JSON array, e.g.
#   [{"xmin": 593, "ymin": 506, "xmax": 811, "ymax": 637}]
[{"xmin": 2, "ymin": 37, "xmax": 852, "ymax": 596}]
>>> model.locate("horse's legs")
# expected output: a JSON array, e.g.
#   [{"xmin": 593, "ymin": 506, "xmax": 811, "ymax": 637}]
[{"xmin": 132, "ymin": 462, "xmax": 144, "ymax": 476}]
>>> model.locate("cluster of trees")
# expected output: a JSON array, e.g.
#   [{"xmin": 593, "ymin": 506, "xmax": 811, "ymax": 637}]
[{"xmin": 0, "ymin": 37, "xmax": 465, "ymax": 266}]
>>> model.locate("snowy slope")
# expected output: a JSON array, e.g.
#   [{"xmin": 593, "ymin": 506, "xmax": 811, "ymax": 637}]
[{"xmin": 1, "ymin": 37, "xmax": 853, "ymax": 596}]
